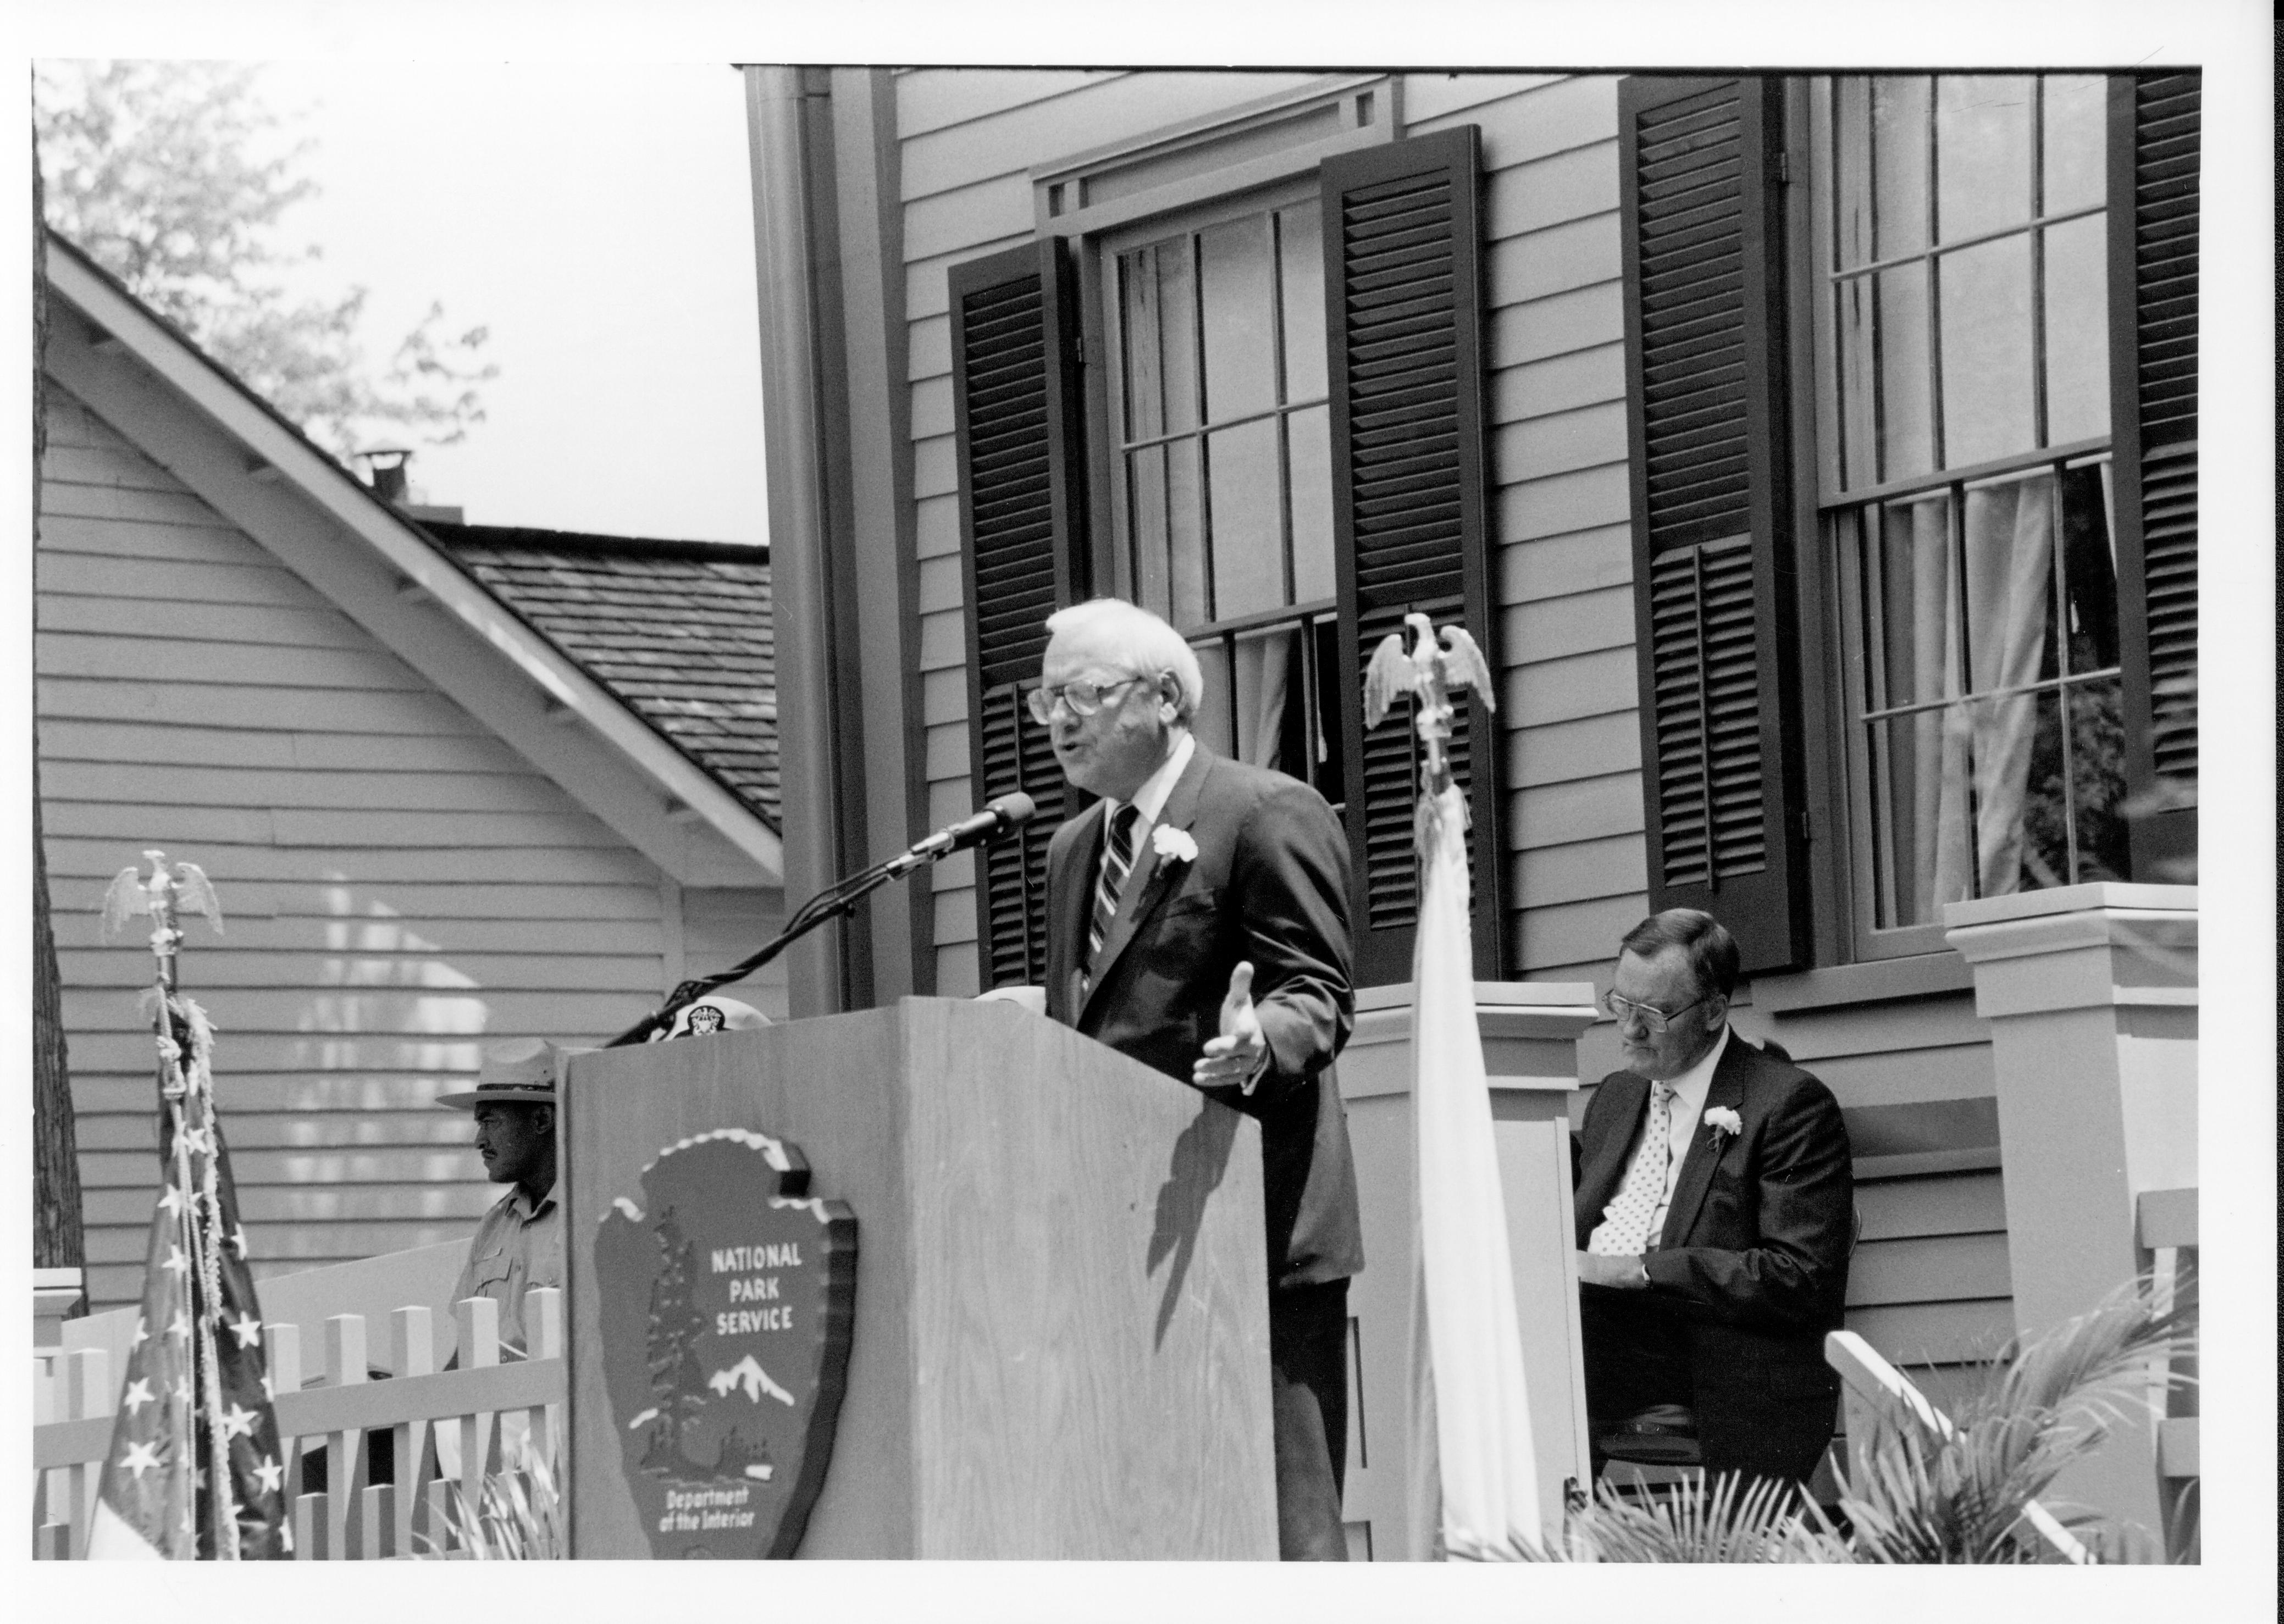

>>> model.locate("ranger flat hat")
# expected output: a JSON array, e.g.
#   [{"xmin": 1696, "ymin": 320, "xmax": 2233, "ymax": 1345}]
[
  {"xmin": 648, "ymin": 994, "xmax": 771, "ymax": 1042},
  {"xmin": 436, "ymin": 1037, "xmax": 561, "ymax": 1110}
]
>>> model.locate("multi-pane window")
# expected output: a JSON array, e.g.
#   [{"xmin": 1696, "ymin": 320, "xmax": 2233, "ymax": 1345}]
[
  {"xmin": 1101, "ymin": 190, "xmax": 1343, "ymax": 804},
  {"xmin": 1811, "ymin": 75, "xmax": 2131, "ymax": 950}
]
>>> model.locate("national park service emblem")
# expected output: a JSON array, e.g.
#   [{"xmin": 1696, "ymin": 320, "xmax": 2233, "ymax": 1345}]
[{"xmin": 594, "ymin": 1128, "xmax": 856, "ymax": 1558}]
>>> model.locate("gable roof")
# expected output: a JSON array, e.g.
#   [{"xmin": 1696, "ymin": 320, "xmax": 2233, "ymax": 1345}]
[
  {"xmin": 422, "ymin": 524, "xmax": 780, "ymax": 832},
  {"xmin": 41, "ymin": 231, "xmax": 780, "ymax": 886}
]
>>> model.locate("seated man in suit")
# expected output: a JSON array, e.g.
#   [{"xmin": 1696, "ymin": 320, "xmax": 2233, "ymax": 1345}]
[
  {"xmin": 1036, "ymin": 597, "xmax": 1361, "ymax": 1561},
  {"xmin": 1573, "ymin": 909, "xmax": 1853, "ymax": 1490}
]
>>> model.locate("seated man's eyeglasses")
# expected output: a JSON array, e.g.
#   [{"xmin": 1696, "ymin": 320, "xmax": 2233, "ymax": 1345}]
[
  {"xmin": 1601, "ymin": 989, "xmax": 1710, "ymax": 1033},
  {"xmin": 1027, "ymin": 675, "xmax": 1150, "ymax": 724}
]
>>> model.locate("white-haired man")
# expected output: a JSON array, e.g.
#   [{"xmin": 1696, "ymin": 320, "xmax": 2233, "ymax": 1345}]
[{"xmin": 1036, "ymin": 596, "xmax": 1361, "ymax": 1561}]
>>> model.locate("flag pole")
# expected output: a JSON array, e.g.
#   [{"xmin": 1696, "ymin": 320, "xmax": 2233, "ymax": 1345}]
[
  {"xmin": 92, "ymin": 851, "xmax": 286, "ymax": 1559},
  {"xmin": 1367, "ymin": 618, "xmax": 1543, "ymax": 1561}
]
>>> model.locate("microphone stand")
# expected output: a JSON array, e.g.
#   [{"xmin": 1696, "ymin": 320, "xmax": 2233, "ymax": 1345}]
[{"xmin": 604, "ymin": 840, "xmax": 976, "ymax": 1047}]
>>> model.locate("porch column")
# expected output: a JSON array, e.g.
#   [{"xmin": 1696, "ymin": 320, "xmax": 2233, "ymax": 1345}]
[
  {"xmin": 1336, "ymin": 982, "xmax": 1599, "ymax": 1555},
  {"xmin": 1943, "ymin": 882, "xmax": 2197, "ymax": 1540}
]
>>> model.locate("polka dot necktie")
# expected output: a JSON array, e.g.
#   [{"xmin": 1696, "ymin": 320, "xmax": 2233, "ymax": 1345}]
[{"xmin": 1590, "ymin": 1082, "xmax": 1675, "ymax": 1256}]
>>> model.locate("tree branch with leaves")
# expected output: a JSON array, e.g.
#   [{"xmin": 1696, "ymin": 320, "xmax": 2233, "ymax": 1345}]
[{"xmin": 34, "ymin": 59, "xmax": 497, "ymax": 461}]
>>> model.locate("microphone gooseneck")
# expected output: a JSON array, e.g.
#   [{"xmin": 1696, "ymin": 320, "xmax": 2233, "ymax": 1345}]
[{"xmin": 607, "ymin": 793, "xmax": 1042, "ymax": 1045}]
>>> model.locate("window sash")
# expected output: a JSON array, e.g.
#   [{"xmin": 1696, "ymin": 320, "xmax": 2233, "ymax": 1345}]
[
  {"xmin": 1807, "ymin": 73, "xmax": 2140, "ymax": 960},
  {"xmin": 1810, "ymin": 74, "xmax": 2112, "ymax": 502},
  {"xmin": 1830, "ymin": 451, "xmax": 2129, "ymax": 956},
  {"xmin": 1098, "ymin": 180, "xmax": 1329, "ymax": 631}
]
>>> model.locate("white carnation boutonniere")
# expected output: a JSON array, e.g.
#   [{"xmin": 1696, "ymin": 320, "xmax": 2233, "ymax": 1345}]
[
  {"xmin": 1703, "ymin": 1106, "xmax": 1743, "ymax": 1145},
  {"xmin": 1151, "ymin": 824, "xmax": 1198, "ymax": 865}
]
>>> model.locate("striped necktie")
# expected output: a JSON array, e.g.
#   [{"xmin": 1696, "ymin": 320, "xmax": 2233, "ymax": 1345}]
[
  {"xmin": 1087, "ymin": 802, "xmax": 1140, "ymax": 973},
  {"xmin": 1589, "ymin": 1082, "xmax": 1675, "ymax": 1256}
]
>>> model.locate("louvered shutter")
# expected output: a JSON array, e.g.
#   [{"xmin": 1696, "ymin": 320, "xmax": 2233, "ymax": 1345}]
[
  {"xmin": 1618, "ymin": 76, "xmax": 1811, "ymax": 974},
  {"xmin": 2109, "ymin": 73, "xmax": 2199, "ymax": 880},
  {"xmin": 1323, "ymin": 126, "xmax": 1505, "ymax": 988},
  {"xmin": 950, "ymin": 241, "xmax": 1089, "ymax": 988}
]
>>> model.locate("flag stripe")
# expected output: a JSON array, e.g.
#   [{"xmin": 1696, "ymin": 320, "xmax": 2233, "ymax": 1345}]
[
  {"xmin": 94, "ymin": 983, "xmax": 287, "ymax": 1560},
  {"xmin": 1407, "ymin": 783, "xmax": 1543, "ymax": 1559}
]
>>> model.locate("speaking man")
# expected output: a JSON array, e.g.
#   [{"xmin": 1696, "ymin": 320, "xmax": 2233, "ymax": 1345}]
[
  {"xmin": 1572, "ymin": 909, "xmax": 1854, "ymax": 1489},
  {"xmin": 1037, "ymin": 597, "xmax": 1361, "ymax": 1561}
]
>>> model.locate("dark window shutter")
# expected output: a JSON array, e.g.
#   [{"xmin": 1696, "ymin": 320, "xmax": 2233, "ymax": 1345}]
[
  {"xmin": 1323, "ymin": 125, "xmax": 1505, "ymax": 988},
  {"xmin": 1619, "ymin": 76, "xmax": 1810, "ymax": 975},
  {"xmin": 2109, "ymin": 73, "xmax": 2199, "ymax": 880},
  {"xmin": 950, "ymin": 241, "xmax": 1089, "ymax": 988}
]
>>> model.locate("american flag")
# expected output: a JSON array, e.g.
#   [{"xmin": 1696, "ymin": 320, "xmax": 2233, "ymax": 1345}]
[{"xmin": 89, "ymin": 856, "xmax": 287, "ymax": 1559}]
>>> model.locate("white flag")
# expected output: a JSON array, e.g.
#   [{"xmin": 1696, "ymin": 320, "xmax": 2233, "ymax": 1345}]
[{"xmin": 1404, "ymin": 784, "xmax": 1541, "ymax": 1560}]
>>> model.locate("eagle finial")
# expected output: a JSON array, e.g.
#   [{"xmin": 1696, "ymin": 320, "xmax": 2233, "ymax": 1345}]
[{"xmin": 99, "ymin": 849, "xmax": 225, "ymax": 943}]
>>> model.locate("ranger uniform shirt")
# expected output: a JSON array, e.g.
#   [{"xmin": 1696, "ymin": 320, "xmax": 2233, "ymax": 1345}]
[{"xmin": 449, "ymin": 1181, "xmax": 562, "ymax": 1360}]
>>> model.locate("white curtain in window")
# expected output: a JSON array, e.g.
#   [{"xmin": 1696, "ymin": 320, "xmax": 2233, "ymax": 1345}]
[
  {"xmin": 1231, "ymin": 628, "xmax": 1292, "ymax": 771},
  {"xmin": 1919, "ymin": 477, "xmax": 2053, "ymax": 909}
]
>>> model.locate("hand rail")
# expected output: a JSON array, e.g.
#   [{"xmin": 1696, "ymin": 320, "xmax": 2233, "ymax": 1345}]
[{"xmin": 1824, "ymin": 1328, "xmax": 2093, "ymax": 1565}]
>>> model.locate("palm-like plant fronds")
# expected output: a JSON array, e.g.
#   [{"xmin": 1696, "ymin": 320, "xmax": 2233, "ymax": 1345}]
[
  {"xmin": 415, "ymin": 1447, "xmax": 563, "ymax": 1560},
  {"xmin": 1536, "ymin": 1471, "xmax": 1854, "ymax": 1563},
  {"xmin": 1540, "ymin": 1278, "xmax": 2193, "ymax": 1564},
  {"xmin": 1837, "ymin": 1283, "xmax": 2192, "ymax": 1564}
]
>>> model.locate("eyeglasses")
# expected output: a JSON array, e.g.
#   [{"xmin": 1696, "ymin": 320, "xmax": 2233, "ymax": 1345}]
[
  {"xmin": 1027, "ymin": 675, "xmax": 1150, "ymax": 725},
  {"xmin": 1601, "ymin": 989, "xmax": 1710, "ymax": 1034}
]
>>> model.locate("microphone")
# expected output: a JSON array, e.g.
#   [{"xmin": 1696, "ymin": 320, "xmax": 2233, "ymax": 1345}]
[{"xmin": 903, "ymin": 792, "xmax": 1036, "ymax": 862}]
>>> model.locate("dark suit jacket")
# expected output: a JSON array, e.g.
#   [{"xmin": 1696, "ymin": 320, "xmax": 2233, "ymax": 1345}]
[
  {"xmin": 1573, "ymin": 1033, "xmax": 1853, "ymax": 1479},
  {"xmin": 1044, "ymin": 742, "xmax": 1363, "ymax": 1290}
]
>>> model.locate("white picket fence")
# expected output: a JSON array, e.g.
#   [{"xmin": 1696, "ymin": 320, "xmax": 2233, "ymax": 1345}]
[{"xmin": 32, "ymin": 1289, "xmax": 565, "ymax": 1560}]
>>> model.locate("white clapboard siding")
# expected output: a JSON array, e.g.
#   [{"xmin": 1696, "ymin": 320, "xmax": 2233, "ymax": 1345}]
[
  {"xmin": 677, "ymin": 885, "xmax": 792, "ymax": 1022},
  {"xmin": 1401, "ymin": 73, "xmax": 1638, "ymax": 981},
  {"xmin": 36, "ymin": 384, "xmax": 687, "ymax": 1312},
  {"xmin": 1778, "ymin": 991, "xmax": 2012, "ymax": 1383}
]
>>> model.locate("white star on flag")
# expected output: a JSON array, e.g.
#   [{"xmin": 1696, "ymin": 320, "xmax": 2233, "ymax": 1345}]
[
  {"xmin": 89, "ymin": 955, "xmax": 289, "ymax": 1560},
  {"xmin": 253, "ymin": 1456, "xmax": 284, "ymax": 1494}
]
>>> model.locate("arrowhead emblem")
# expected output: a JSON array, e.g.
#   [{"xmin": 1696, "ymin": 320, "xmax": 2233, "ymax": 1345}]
[{"xmin": 595, "ymin": 1128, "xmax": 856, "ymax": 1558}]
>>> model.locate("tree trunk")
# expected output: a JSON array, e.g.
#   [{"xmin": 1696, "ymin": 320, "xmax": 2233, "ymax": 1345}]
[
  {"xmin": 32, "ymin": 760, "xmax": 83, "ymax": 1271},
  {"xmin": 32, "ymin": 137, "xmax": 86, "ymax": 1274}
]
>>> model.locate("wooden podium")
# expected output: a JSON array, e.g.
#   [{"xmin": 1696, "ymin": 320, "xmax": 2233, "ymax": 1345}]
[{"xmin": 560, "ymin": 997, "xmax": 1276, "ymax": 1558}]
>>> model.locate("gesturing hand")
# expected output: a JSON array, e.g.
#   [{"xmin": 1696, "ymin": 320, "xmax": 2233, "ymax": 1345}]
[{"xmin": 1194, "ymin": 960, "xmax": 1269, "ymax": 1092}]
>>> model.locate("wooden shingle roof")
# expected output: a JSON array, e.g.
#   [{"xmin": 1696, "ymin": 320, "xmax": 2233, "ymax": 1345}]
[{"xmin": 422, "ymin": 523, "xmax": 779, "ymax": 833}]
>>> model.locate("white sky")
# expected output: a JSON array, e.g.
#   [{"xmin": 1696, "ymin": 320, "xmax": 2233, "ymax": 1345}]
[{"xmin": 247, "ymin": 59, "xmax": 768, "ymax": 543}]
